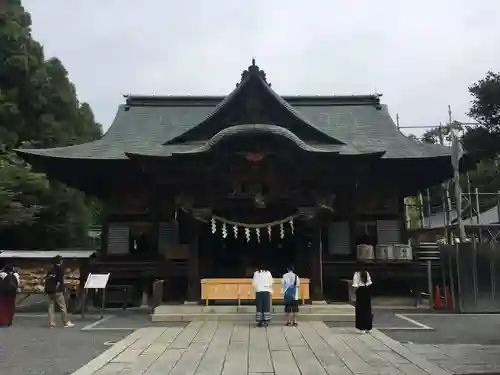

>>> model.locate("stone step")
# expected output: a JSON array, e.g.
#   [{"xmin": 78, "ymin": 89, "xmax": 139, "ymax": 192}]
[
  {"xmin": 153, "ymin": 303, "xmax": 354, "ymax": 314},
  {"xmin": 151, "ymin": 303, "xmax": 355, "ymax": 322},
  {"xmin": 151, "ymin": 312, "xmax": 355, "ymax": 322}
]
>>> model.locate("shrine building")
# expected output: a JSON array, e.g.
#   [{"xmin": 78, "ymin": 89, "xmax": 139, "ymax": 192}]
[{"xmin": 17, "ymin": 60, "xmax": 467, "ymax": 304}]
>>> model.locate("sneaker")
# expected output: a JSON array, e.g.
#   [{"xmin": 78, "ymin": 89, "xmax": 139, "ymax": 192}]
[
  {"xmin": 64, "ymin": 322, "xmax": 75, "ymax": 328},
  {"xmin": 49, "ymin": 323, "xmax": 56, "ymax": 328}
]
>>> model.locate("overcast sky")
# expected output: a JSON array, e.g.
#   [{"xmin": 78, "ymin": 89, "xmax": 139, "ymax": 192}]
[{"xmin": 23, "ymin": 0, "xmax": 500, "ymax": 135}]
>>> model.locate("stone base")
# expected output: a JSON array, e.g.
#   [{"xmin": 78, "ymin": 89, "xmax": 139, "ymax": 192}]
[
  {"xmin": 311, "ymin": 300, "xmax": 328, "ymax": 305},
  {"xmin": 151, "ymin": 303, "xmax": 355, "ymax": 322}
]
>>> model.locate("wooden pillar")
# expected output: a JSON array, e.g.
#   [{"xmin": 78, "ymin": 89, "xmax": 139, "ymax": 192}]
[
  {"xmin": 101, "ymin": 215, "xmax": 110, "ymax": 257},
  {"xmin": 398, "ymin": 195, "xmax": 409, "ymax": 244},
  {"xmin": 150, "ymin": 187, "xmax": 160, "ymax": 257},
  {"xmin": 310, "ymin": 222, "xmax": 324, "ymax": 301},
  {"xmin": 187, "ymin": 219, "xmax": 200, "ymax": 302},
  {"xmin": 349, "ymin": 183, "xmax": 359, "ymax": 259}
]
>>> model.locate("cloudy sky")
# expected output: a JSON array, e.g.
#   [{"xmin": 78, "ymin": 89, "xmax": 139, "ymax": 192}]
[{"xmin": 24, "ymin": 0, "xmax": 500, "ymax": 135}]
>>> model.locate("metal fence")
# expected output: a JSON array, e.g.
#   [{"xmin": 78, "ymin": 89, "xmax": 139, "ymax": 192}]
[{"xmin": 440, "ymin": 242, "xmax": 500, "ymax": 312}]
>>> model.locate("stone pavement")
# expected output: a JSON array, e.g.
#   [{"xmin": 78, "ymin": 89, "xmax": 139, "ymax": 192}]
[
  {"xmin": 405, "ymin": 343, "xmax": 500, "ymax": 374},
  {"xmin": 71, "ymin": 321, "xmax": 451, "ymax": 375}
]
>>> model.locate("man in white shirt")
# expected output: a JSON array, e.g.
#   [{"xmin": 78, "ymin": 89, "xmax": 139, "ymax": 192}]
[
  {"xmin": 252, "ymin": 267, "xmax": 273, "ymax": 327},
  {"xmin": 282, "ymin": 265, "xmax": 300, "ymax": 326}
]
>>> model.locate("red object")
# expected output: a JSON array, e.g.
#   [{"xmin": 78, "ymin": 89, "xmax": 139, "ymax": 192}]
[
  {"xmin": 444, "ymin": 286, "xmax": 453, "ymax": 309},
  {"xmin": 0, "ymin": 295, "xmax": 16, "ymax": 325},
  {"xmin": 434, "ymin": 285, "xmax": 442, "ymax": 309}
]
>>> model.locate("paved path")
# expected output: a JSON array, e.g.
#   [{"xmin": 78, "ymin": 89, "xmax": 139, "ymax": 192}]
[
  {"xmin": 71, "ymin": 322, "xmax": 451, "ymax": 375},
  {"xmin": 405, "ymin": 343, "xmax": 500, "ymax": 374}
]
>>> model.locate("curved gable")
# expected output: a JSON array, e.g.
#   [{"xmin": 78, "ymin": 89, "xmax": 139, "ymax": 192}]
[{"xmin": 165, "ymin": 60, "xmax": 344, "ymax": 145}]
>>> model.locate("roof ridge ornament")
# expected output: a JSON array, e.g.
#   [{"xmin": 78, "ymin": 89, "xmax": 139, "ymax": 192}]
[{"xmin": 237, "ymin": 58, "xmax": 271, "ymax": 87}]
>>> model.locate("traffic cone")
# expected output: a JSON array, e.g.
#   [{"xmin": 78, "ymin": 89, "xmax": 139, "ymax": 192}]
[
  {"xmin": 434, "ymin": 285, "xmax": 442, "ymax": 309},
  {"xmin": 444, "ymin": 286, "xmax": 453, "ymax": 309}
]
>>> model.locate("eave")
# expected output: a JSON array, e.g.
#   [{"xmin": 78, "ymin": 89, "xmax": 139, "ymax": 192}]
[{"xmin": 124, "ymin": 124, "xmax": 385, "ymax": 162}]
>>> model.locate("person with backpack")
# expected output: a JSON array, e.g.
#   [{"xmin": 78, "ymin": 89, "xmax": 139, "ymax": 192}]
[
  {"xmin": 282, "ymin": 265, "xmax": 300, "ymax": 327},
  {"xmin": 0, "ymin": 264, "xmax": 20, "ymax": 327},
  {"xmin": 45, "ymin": 256, "xmax": 74, "ymax": 328}
]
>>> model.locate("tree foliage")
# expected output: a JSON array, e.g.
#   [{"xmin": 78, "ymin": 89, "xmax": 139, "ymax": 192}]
[
  {"xmin": 464, "ymin": 71, "xmax": 500, "ymax": 157},
  {"xmin": 407, "ymin": 70, "xmax": 500, "ymax": 217},
  {"xmin": 0, "ymin": 1, "xmax": 102, "ymax": 248},
  {"xmin": 0, "ymin": 155, "xmax": 45, "ymax": 226},
  {"xmin": 414, "ymin": 121, "xmax": 463, "ymax": 146},
  {"xmin": 469, "ymin": 72, "xmax": 500, "ymax": 131}
]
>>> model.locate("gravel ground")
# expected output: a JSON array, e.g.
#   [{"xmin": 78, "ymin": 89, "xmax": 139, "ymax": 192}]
[
  {"xmin": 91, "ymin": 311, "xmax": 188, "ymax": 330},
  {"xmin": 0, "ymin": 311, "xmax": 186, "ymax": 375},
  {"xmin": 378, "ymin": 313, "xmax": 500, "ymax": 374},
  {"xmin": 325, "ymin": 309, "xmax": 421, "ymax": 328},
  {"xmin": 0, "ymin": 316, "xmax": 132, "ymax": 375},
  {"xmin": 382, "ymin": 313, "xmax": 500, "ymax": 345}
]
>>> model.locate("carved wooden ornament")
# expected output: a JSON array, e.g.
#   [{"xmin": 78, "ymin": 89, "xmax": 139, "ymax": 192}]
[{"xmin": 245, "ymin": 152, "xmax": 266, "ymax": 163}]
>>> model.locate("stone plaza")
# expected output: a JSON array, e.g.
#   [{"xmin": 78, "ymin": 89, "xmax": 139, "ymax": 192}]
[{"xmin": 71, "ymin": 321, "xmax": 451, "ymax": 375}]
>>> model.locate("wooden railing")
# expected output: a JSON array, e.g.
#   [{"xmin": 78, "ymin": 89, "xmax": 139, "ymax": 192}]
[{"xmin": 200, "ymin": 278, "xmax": 310, "ymax": 306}]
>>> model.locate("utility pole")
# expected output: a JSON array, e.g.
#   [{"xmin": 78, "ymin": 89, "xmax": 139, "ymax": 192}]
[
  {"xmin": 449, "ymin": 105, "xmax": 466, "ymax": 242},
  {"xmin": 439, "ymin": 123, "xmax": 451, "ymax": 243}
]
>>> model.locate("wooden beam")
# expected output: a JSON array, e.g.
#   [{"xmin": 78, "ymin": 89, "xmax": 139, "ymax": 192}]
[
  {"xmin": 310, "ymin": 222, "xmax": 324, "ymax": 301},
  {"xmin": 187, "ymin": 219, "xmax": 201, "ymax": 302}
]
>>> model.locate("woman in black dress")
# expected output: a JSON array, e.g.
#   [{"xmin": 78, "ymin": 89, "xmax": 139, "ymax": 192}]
[{"xmin": 352, "ymin": 264, "xmax": 373, "ymax": 333}]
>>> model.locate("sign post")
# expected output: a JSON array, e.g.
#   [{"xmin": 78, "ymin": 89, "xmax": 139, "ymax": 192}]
[{"xmin": 82, "ymin": 273, "xmax": 110, "ymax": 319}]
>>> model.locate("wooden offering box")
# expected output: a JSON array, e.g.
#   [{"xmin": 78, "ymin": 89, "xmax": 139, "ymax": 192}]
[{"xmin": 200, "ymin": 278, "xmax": 310, "ymax": 306}]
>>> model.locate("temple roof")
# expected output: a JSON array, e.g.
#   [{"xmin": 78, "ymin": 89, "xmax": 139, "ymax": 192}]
[
  {"xmin": 125, "ymin": 124, "xmax": 378, "ymax": 158},
  {"xmin": 16, "ymin": 60, "xmax": 453, "ymax": 161},
  {"xmin": 165, "ymin": 59, "xmax": 344, "ymax": 146}
]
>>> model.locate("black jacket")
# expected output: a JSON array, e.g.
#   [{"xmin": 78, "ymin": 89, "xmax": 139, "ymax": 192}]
[{"xmin": 53, "ymin": 264, "xmax": 65, "ymax": 293}]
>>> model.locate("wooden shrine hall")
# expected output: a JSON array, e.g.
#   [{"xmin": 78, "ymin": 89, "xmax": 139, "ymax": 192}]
[{"xmin": 17, "ymin": 59, "xmax": 468, "ymax": 305}]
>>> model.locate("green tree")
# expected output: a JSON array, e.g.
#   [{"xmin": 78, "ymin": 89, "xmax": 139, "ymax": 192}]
[
  {"xmin": 0, "ymin": 1, "xmax": 102, "ymax": 249},
  {"xmin": 419, "ymin": 121, "xmax": 463, "ymax": 145},
  {"xmin": 0, "ymin": 155, "xmax": 45, "ymax": 227},
  {"xmin": 464, "ymin": 71, "xmax": 500, "ymax": 157}
]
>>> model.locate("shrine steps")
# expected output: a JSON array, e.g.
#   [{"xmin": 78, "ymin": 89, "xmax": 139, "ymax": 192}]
[{"xmin": 151, "ymin": 303, "xmax": 355, "ymax": 322}]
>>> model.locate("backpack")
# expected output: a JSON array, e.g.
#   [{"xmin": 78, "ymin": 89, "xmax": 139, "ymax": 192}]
[
  {"xmin": 44, "ymin": 270, "xmax": 57, "ymax": 294},
  {"xmin": 284, "ymin": 275, "xmax": 297, "ymax": 304},
  {"xmin": 1, "ymin": 273, "xmax": 19, "ymax": 295}
]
